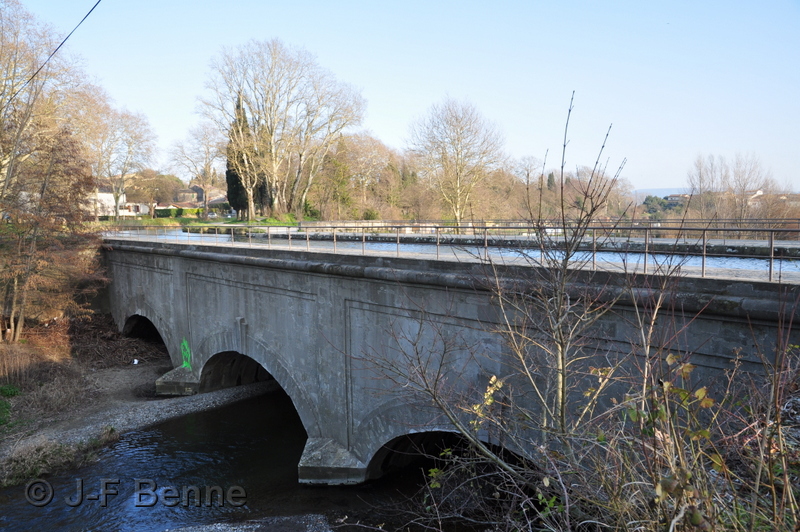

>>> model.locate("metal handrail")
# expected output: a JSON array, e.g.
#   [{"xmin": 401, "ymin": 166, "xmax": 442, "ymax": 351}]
[{"xmin": 105, "ymin": 223, "xmax": 800, "ymax": 282}]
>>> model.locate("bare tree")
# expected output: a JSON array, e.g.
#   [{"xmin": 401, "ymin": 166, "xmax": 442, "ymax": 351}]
[
  {"xmin": 85, "ymin": 106, "xmax": 156, "ymax": 220},
  {"xmin": 686, "ymin": 153, "xmax": 782, "ymax": 222},
  {"xmin": 0, "ymin": 0, "xmax": 62, "ymax": 201},
  {"xmin": 361, "ymin": 99, "xmax": 799, "ymax": 531},
  {"xmin": 513, "ymin": 155, "xmax": 545, "ymax": 219},
  {"xmin": 203, "ymin": 38, "xmax": 364, "ymax": 219},
  {"xmin": 340, "ymin": 132, "xmax": 389, "ymax": 210},
  {"xmin": 410, "ymin": 98, "xmax": 504, "ymax": 228},
  {"xmin": 1, "ymin": 126, "xmax": 99, "ymax": 342},
  {"xmin": 171, "ymin": 122, "xmax": 223, "ymax": 217},
  {"xmin": 0, "ymin": 2, "xmax": 112, "ymax": 344},
  {"xmin": 727, "ymin": 152, "xmax": 771, "ymax": 220},
  {"xmin": 686, "ymin": 154, "xmax": 727, "ymax": 219}
]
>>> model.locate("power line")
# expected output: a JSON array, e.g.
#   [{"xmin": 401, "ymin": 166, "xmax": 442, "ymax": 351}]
[{"xmin": 10, "ymin": 0, "xmax": 103, "ymax": 104}]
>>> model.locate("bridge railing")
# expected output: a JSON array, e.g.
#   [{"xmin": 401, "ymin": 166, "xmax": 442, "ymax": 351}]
[
  {"xmin": 104, "ymin": 222, "xmax": 800, "ymax": 282},
  {"xmin": 298, "ymin": 218, "xmax": 800, "ymax": 233}
]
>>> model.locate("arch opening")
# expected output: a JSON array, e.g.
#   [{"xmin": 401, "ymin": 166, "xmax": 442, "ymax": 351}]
[
  {"xmin": 367, "ymin": 431, "xmax": 534, "ymax": 526},
  {"xmin": 366, "ymin": 431, "xmax": 469, "ymax": 480},
  {"xmin": 367, "ymin": 431, "xmax": 524, "ymax": 481},
  {"xmin": 122, "ymin": 314, "xmax": 166, "ymax": 344},
  {"xmin": 199, "ymin": 351, "xmax": 274, "ymax": 393}
]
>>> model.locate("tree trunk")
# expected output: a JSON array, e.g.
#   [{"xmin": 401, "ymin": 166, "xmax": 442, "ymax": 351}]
[
  {"xmin": 7, "ymin": 277, "xmax": 19, "ymax": 342},
  {"xmin": 11, "ymin": 287, "xmax": 28, "ymax": 343},
  {"xmin": 246, "ymin": 188, "xmax": 256, "ymax": 222}
]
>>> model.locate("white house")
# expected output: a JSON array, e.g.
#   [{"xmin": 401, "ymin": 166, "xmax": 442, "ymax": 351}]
[{"xmin": 89, "ymin": 189, "xmax": 150, "ymax": 218}]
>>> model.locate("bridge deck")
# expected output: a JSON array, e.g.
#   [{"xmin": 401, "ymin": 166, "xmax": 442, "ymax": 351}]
[{"xmin": 105, "ymin": 232, "xmax": 800, "ymax": 284}]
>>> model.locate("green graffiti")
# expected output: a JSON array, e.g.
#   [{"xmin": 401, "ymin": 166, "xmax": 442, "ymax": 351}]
[{"xmin": 181, "ymin": 338, "xmax": 192, "ymax": 370}]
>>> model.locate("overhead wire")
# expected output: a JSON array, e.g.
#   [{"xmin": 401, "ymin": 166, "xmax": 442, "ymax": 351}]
[{"xmin": 9, "ymin": 0, "xmax": 103, "ymax": 104}]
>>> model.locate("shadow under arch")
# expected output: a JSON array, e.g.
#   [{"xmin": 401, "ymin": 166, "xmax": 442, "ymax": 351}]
[
  {"xmin": 117, "ymin": 301, "xmax": 175, "ymax": 365},
  {"xmin": 366, "ymin": 430, "xmax": 468, "ymax": 480},
  {"xmin": 366, "ymin": 428, "xmax": 526, "ymax": 483},
  {"xmin": 193, "ymin": 330, "xmax": 322, "ymax": 442},
  {"xmin": 122, "ymin": 314, "xmax": 166, "ymax": 344},
  {"xmin": 199, "ymin": 351, "xmax": 273, "ymax": 393}
]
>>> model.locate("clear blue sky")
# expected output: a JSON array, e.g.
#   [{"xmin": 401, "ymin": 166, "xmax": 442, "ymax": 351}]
[{"xmin": 21, "ymin": 0, "xmax": 800, "ymax": 191}]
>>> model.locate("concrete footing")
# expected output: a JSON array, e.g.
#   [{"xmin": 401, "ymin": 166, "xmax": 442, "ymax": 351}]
[
  {"xmin": 298, "ymin": 438, "xmax": 367, "ymax": 485},
  {"xmin": 155, "ymin": 367, "xmax": 199, "ymax": 396}
]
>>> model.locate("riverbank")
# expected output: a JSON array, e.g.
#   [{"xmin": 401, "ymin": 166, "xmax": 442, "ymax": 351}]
[
  {"xmin": 0, "ymin": 317, "xmax": 338, "ymax": 532},
  {"xmin": 0, "ymin": 361, "xmax": 279, "ymax": 480}
]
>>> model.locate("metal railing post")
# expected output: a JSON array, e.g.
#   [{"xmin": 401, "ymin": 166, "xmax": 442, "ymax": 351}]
[
  {"xmin": 109, "ymin": 221, "xmax": 784, "ymax": 281},
  {"xmin": 769, "ymin": 231, "xmax": 775, "ymax": 282},
  {"xmin": 701, "ymin": 230, "xmax": 707, "ymax": 278}
]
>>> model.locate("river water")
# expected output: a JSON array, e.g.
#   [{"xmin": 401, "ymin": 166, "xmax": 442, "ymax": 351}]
[{"xmin": 0, "ymin": 389, "xmax": 409, "ymax": 531}]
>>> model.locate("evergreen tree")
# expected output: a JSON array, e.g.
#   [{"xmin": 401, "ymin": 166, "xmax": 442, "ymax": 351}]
[
  {"xmin": 225, "ymin": 155, "xmax": 247, "ymax": 216},
  {"xmin": 225, "ymin": 96, "xmax": 251, "ymax": 218}
]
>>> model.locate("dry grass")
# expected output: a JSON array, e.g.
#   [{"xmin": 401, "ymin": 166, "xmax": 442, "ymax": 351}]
[
  {"xmin": 0, "ymin": 339, "xmax": 99, "ymax": 423},
  {"xmin": 0, "ymin": 315, "xmax": 168, "ymax": 427},
  {"xmin": 0, "ymin": 315, "xmax": 157, "ymax": 487},
  {"xmin": 0, "ymin": 426, "xmax": 119, "ymax": 487}
]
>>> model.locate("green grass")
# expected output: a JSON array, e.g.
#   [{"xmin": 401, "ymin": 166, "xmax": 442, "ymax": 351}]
[
  {"xmin": 99, "ymin": 218, "xmax": 182, "ymax": 228},
  {"xmin": 0, "ymin": 399, "xmax": 10, "ymax": 425},
  {"xmin": 100, "ymin": 214, "xmax": 301, "ymax": 229},
  {"xmin": 0, "ymin": 385, "xmax": 20, "ymax": 397}
]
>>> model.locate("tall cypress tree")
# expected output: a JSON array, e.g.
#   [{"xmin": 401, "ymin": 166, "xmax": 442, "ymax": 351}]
[
  {"xmin": 225, "ymin": 96, "xmax": 249, "ymax": 217},
  {"xmin": 225, "ymin": 154, "xmax": 247, "ymax": 217}
]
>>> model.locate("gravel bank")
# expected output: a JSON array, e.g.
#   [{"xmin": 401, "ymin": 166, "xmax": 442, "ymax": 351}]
[{"xmin": 0, "ymin": 362, "xmax": 276, "ymax": 460}]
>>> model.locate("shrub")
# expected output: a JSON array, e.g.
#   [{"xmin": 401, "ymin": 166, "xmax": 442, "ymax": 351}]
[{"xmin": 154, "ymin": 208, "xmax": 202, "ymax": 218}]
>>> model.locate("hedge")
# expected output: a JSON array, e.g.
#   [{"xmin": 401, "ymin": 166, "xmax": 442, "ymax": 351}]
[{"xmin": 155, "ymin": 208, "xmax": 202, "ymax": 218}]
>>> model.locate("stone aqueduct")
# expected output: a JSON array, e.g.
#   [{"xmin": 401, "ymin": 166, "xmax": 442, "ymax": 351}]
[{"xmin": 103, "ymin": 239, "xmax": 798, "ymax": 485}]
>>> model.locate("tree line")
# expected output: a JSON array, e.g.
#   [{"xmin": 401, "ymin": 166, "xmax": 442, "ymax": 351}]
[
  {"xmin": 199, "ymin": 40, "xmax": 794, "ymax": 225},
  {"xmin": 0, "ymin": 0, "xmax": 795, "ymax": 341},
  {"xmin": 0, "ymin": 0, "xmax": 155, "ymax": 341},
  {"xmin": 200, "ymin": 40, "xmax": 634, "ymax": 223}
]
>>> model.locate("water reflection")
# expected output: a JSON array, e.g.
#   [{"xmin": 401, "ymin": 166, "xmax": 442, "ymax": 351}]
[{"xmin": 0, "ymin": 390, "xmax": 390, "ymax": 532}]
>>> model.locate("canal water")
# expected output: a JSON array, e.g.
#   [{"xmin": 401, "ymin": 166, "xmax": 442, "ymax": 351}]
[
  {"xmin": 0, "ymin": 389, "xmax": 413, "ymax": 532},
  {"xmin": 111, "ymin": 229, "xmax": 800, "ymax": 277}
]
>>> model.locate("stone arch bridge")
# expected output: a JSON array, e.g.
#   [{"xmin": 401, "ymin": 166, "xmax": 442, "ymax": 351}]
[{"xmin": 102, "ymin": 239, "xmax": 798, "ymax": 485}]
